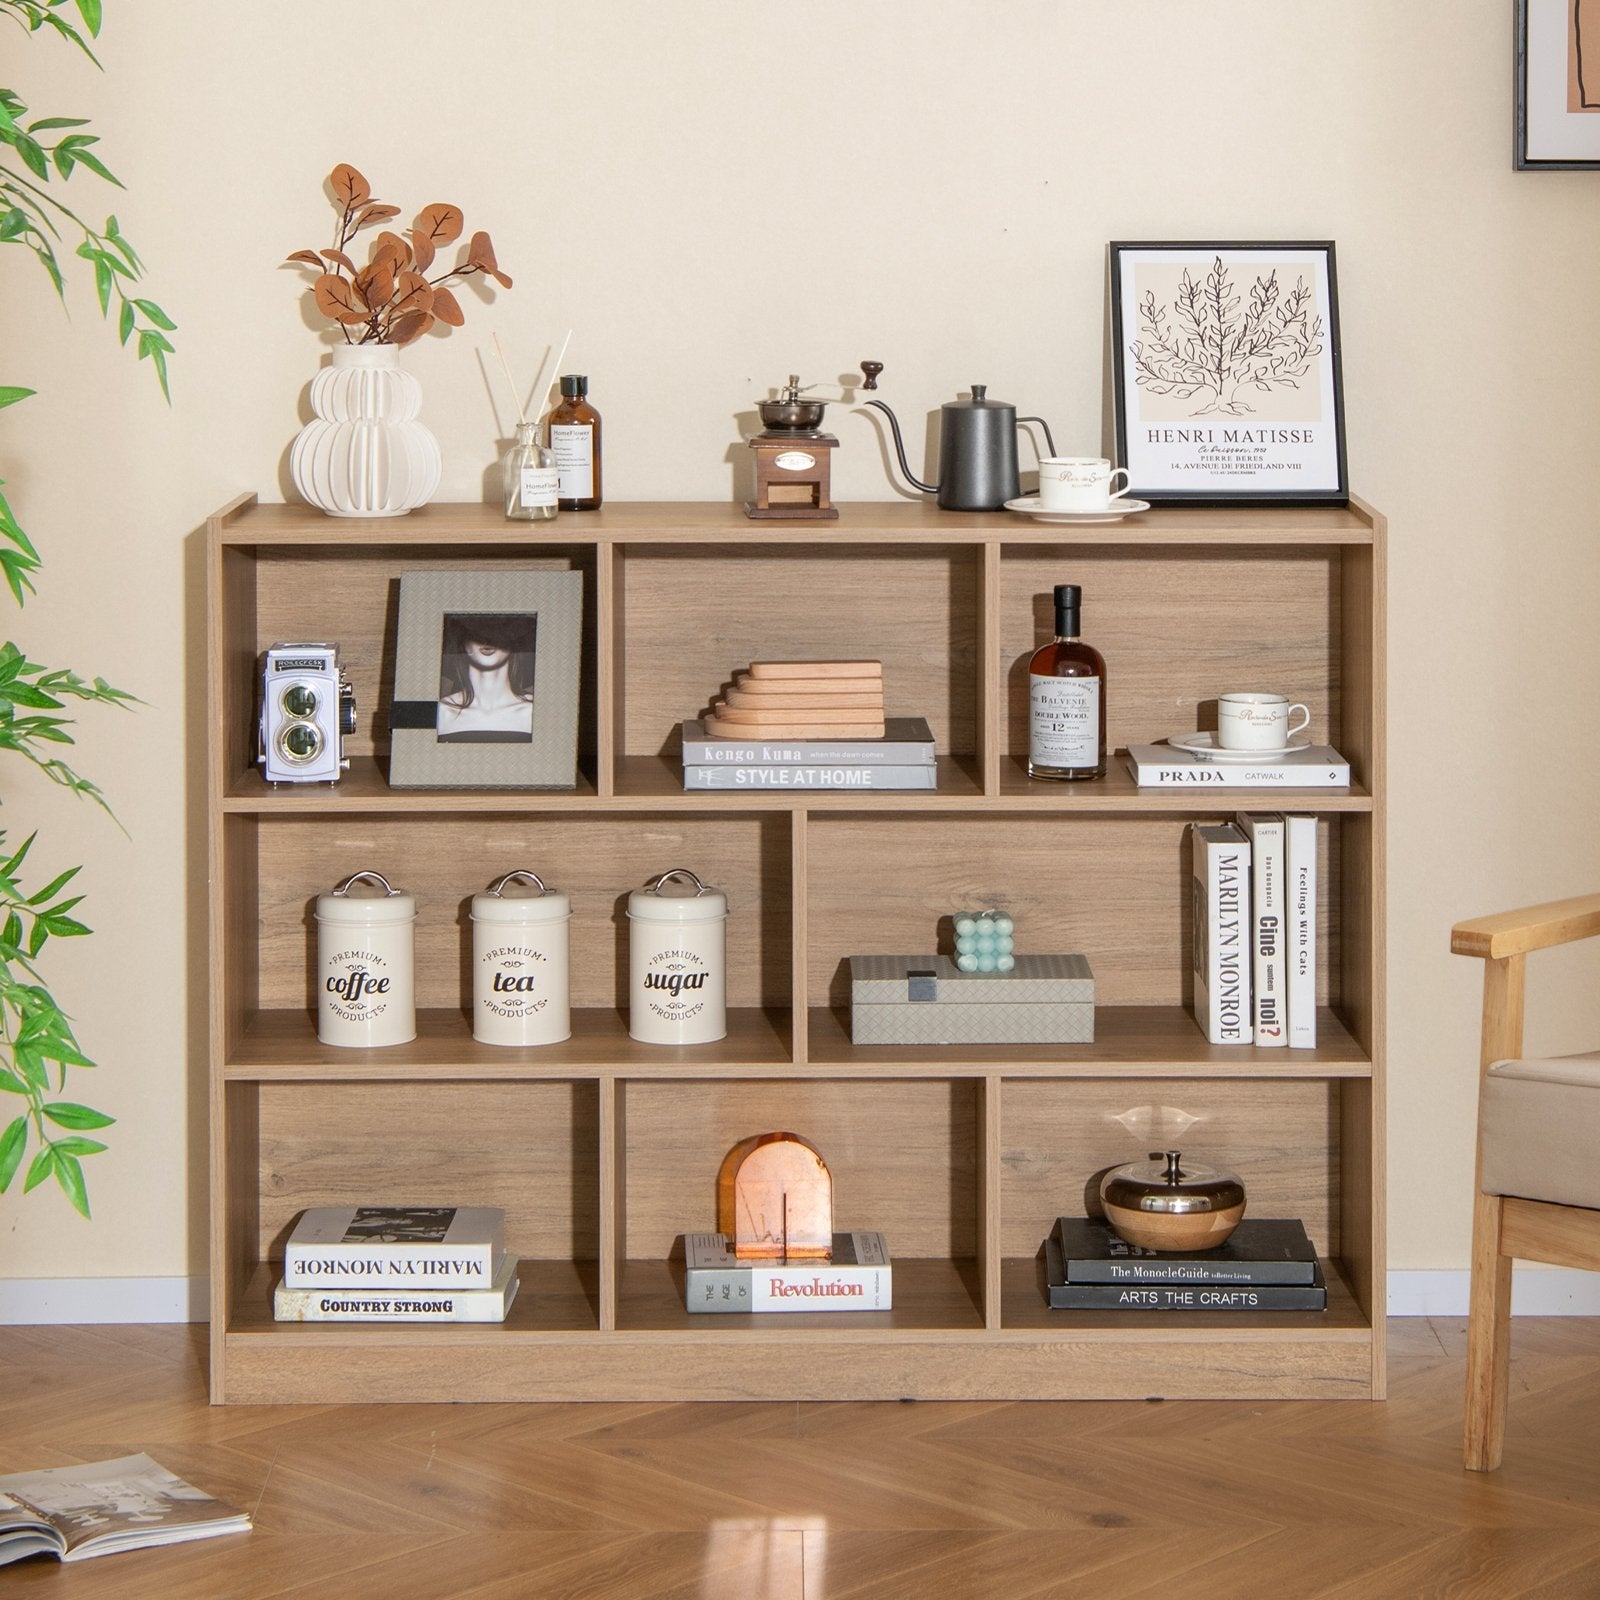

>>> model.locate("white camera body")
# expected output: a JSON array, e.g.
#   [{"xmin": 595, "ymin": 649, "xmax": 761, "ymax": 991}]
[{"xmin": 258, "ymin": 643, "xmax": 354, "ymax": 784}]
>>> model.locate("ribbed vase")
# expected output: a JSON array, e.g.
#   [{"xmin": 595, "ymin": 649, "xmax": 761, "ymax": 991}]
[{"xmin": 290, "ymin": 343, "xmax": 442, "ymax": 518}]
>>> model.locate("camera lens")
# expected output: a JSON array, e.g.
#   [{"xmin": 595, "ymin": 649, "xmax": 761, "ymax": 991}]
[
  {"xmin": 279, "ymin": 723, "xmax": 323, "ymax": 763},
  {"xmin": 281, "ymin": 683, "xmax": 319, "ymax": 719}
]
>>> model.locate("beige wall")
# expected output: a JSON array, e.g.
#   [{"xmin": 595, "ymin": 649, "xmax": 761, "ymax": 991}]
[{"xmin": 2, "ymin": 1, "xmax": 1597, "ymax": 1285}]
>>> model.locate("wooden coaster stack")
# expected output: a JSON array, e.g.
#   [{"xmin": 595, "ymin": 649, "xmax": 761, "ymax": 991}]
[{"xmin": 706, "ymin": 660, "xmax": 885, "ymax": 739}]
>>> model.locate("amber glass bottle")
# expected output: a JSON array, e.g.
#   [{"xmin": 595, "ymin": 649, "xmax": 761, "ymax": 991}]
[
  {"xmin": 1027, "ymin": 583, "xmax": 1107, "ymax": 780},
  {"xmin": 547, "ymin": 374, "xmax": 602, "ymax": 511}
]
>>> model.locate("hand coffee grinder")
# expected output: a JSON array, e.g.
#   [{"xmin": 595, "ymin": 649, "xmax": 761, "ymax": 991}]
[{"xmin": 744, "ymin": 374, "xmax": 839, "ymax": 520}]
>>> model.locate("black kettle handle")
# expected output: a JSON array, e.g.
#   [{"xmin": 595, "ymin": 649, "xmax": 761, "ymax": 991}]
[{"xmin": 1015, "ymin": 415, "xmax": 1057, "ymax": 459}]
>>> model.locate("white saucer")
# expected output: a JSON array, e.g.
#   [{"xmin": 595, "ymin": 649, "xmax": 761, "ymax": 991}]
[
  {"xmin": 1166, "ymin": 731, "xmax": 1311, "ymax": 762},
  {"xmin": 1004, "ymin": 495, "xmax": 1151, "ymax": 524}
]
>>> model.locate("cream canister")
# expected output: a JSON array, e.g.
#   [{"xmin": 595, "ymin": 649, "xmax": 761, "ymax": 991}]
[
  {"xmin": 315, "ymin": 870, "xmax": 416, "ymax": 1047},
  {"xmin": 470, "ymin": 869, "xmax": 571, "ymax": 1045},
  {"xmin": 626, "ymin": 867, "xmax": 727, "ymax": 1044}
]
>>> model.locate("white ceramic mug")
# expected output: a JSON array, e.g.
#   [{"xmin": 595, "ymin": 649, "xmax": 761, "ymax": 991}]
[
  {"xmin": 1217, "ymin": 693, "xmax": 1312, "ymax": 751},
  {"xmin": 1038, "ymin": 457, "xmax": 1131, "ymax": 512}
]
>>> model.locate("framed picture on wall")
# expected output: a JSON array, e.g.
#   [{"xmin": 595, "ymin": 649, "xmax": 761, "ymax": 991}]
[
  {"xmin": 1109, "ymin": 241, "xmax": 1348, "ymax": 506},
  {"xmin": 388, "ymin": 569, "xmax": 582, "ymax": 788},
  {"xmin": 1516, "ymin": 0, "xmax": 1600, "ymax": 168}
]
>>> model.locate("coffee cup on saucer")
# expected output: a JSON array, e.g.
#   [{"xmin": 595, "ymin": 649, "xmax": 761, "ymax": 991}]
[
  {"xmin": 1038, "ymin": 457, "xmax": 1131, "ymax": 513},
  {"xmin": 1217, "ymin": 693, "xmax": 1312, "ymax": 751}
]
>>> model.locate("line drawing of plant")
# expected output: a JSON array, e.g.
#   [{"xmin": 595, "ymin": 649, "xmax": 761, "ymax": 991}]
[{"xmin": 1131, "ymin": 256, "xmax": 1324, "ymax": 417}]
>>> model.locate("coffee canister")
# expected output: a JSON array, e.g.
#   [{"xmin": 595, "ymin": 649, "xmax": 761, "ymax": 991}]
[
  {"xmin": 315, "ymin": 870, "xmax": 416, "ymax": 1047},
  {"xmin": 627, "ymin": 867, "xmax": 727, "ymax": 1044},
  {"xmin": 470, "ymin": 869, "xmax": 571, "ymax": 1046}
]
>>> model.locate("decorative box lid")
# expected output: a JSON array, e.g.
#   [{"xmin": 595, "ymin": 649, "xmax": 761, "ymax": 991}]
[{"xmin": 850, "ymin": 954, "xmax": 1093, "ymax": 1004}]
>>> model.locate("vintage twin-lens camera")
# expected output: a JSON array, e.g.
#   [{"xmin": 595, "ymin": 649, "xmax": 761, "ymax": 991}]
[{"xmin": 258, "ymin": 643, "xmax": 355, "ymax": 783}]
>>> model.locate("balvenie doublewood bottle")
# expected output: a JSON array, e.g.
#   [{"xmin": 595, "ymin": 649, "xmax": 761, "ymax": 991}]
[{"xmin": 1027, "ymin": 583, "xmax": 1107, "ymax": 780}]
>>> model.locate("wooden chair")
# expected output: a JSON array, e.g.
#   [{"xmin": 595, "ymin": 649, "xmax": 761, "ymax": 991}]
[{"xmin": 1452, "ymin": 892, "xmax": 1600, "ymax": 1471}]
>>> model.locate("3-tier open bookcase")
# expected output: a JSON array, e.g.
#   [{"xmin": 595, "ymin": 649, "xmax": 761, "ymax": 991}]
[{"xmin": 206, "ymin": 494, "xmax": 1385, "ymax": 1404}]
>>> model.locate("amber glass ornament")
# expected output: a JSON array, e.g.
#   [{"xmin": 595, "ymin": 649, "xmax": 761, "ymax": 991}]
[{"xmin": 717, "ymin": 1132, "xmax": 833, "ymax": 1259}]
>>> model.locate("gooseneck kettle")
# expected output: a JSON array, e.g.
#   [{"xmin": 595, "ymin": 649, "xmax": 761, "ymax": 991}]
[{"xmin": 859, "ymin": 360, "xmax": 1056, "ymax": 512}]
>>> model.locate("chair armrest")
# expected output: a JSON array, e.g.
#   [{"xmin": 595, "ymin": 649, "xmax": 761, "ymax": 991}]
[{"xmin": 1452, "ymin": 892, "xmax": 1600, "ymax": 960}]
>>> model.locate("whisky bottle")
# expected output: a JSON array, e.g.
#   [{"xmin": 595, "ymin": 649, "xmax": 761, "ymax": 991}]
[
  {"xmin": 547, "ymin": 374, "xmax": 602, "ymax": 511},
  {"xmin": 1028, "ymin": 583, "xmax": 1107, "ymax": 780}
]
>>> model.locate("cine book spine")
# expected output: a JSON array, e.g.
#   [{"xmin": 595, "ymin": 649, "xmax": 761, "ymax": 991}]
[
  {"xmin": 683, "ymin": 763, "xmax": 936, "ymax": 791},
  {"xmin": 1286, "ymin": 813, "xmax": 1318, "ymax": 1048},
  {"xmin": 1237, "ymin": 812, "xmax": 1287, "ymax": 1047},
  {"xmin": 1191, "ymin": 822, "xmax": 1252, "ymax": 1045}
]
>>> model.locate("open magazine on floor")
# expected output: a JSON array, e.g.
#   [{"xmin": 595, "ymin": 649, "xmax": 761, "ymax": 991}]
[{"xmin": 0, "ymin": 1453, "xmax": 251, "ymax": 1566}]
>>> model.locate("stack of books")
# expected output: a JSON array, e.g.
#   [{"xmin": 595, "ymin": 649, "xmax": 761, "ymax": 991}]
[
  {"xmin": 683, "ymin": 1230, "xmax": 892, "ymax": 1313},
  {"xmin": 1045, "ymin": 1216, "xmax": 1327, "ymax": 1311},
  {"xmin": 1190, "ymin": 812, "xmax": 1318, "ymax": 1047},
  {"xmin": 680, "ymin": 715, "xmax": 936, "ymax": 791},
  {"xmin": 273, "ymin": 1204, "xmax": 519, "ymax": 1323}
]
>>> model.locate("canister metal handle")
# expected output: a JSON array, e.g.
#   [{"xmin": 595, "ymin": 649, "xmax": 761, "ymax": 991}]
[
  {"xmin": 332, "ymin": 870, "xmax": 399, "ymax": 897},
  {"xmin": 487, "ymin": 870, "xmax": 548, "ymax": 898},
  {"xmin": 645, "ymin": 867, "xmax": 706, "ymax": 896}
]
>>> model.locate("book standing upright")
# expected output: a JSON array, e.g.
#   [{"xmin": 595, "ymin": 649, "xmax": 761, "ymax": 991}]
[
  {"xmin": 1236, "ymin": 812, "xmax": 1286, "ymax": 1047},
  {"xmin": 1285, "ymin": 813, "xmax": 1319, "ymax": 1047},
  {"xmin": 1190, "ymin": 823, "xmax": 1253, "ymax": 1045}
]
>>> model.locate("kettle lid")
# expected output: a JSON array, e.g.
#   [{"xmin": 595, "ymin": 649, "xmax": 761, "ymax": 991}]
[{"xmin": 943, "ymin": 384, "xmax": 1012, "ymax": 411}]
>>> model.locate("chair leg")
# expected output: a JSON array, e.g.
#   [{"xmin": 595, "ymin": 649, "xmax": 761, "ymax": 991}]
[{"xmin": 1464, "ymin": 1189, "xmax": 1512, "ymax": 1471}]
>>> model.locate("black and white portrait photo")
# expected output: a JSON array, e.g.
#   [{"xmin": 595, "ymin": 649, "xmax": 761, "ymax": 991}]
[{"xmin": 436, "ymin": 612, "xmax": 538, "ymax": 743}]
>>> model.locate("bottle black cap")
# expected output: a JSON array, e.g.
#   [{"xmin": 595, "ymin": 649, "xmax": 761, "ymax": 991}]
[
  {"xmin": 1053, "ymin": 584, "xmax": 1081, "ymax": 609},
  {"xmin": 560, "ymin": 374, "xmax": 587, "ymax": 397},
  {"xmin": 1053, "ymin": 583, "xmax": 1081, "ymax": 635}
]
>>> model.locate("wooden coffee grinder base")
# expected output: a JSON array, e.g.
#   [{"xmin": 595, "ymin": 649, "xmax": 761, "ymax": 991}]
[{"xmin": 745, "ymin": 433, "xmax": 839, "ymax": 520}]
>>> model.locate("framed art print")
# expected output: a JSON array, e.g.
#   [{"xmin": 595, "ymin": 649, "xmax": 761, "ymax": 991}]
[
  {"xmin": 1516, "ymin": 0, "xmax": 1600, "ymax": 168},
  {"xmin": 1109, "ymin": 241, "xmax": 1348, "ymax": 506},
  {"xmin": 388, "ymin": 569, "xmax": 582, "ymax": 788}
]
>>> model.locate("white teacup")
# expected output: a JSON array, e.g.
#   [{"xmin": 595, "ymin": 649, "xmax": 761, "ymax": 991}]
[
  {"xmin": 1038, "ymin": 457, "xmax": 1131, "ymax": 513},
  {"xmin": 1217, "ymin": 693, "xmax": 1312, "ymax": 751}
]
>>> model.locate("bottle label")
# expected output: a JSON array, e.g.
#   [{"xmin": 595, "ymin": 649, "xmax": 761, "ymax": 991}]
[
  {"xmin": 550, "ymin": 424, "xmax": 594, "ymax": 498},
  {"xmin": 518, "ymin": 466, "xmax": 560, "ymax": 508},
  {"xmin": 1030, "ymin": 674, "xmax": 1100, "ymax": 767}
]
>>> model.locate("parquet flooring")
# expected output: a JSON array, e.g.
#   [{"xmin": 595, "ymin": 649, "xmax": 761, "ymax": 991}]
[{"xmin": 2, "ymin": 1317, "xmax": 1598, "ymax": 1597}]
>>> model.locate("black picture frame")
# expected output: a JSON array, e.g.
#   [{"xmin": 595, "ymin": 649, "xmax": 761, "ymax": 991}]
[
  {"xmin": 1516, "ymin": 0, "xmax": 1600, "ymax": 169},
  {"xmin": 1109, "ymin": 241, "xmax": 1348, "ymax": 507},
  {"xmin": 388, "ymin": 569, "xmax": 582, "ymax": 789}
]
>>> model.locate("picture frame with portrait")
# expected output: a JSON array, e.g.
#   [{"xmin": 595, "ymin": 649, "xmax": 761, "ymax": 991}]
[
  {"xmin": 1517, "ymin": 0, "xmax": 1600, "ymax": 168},
  {"xmin": 1109, "ymin": 241, "xmax": 1348, "ymax": 506},
  {"xmin": 389, "ymin": 569, "xmax": 582, "ymax": 788}
]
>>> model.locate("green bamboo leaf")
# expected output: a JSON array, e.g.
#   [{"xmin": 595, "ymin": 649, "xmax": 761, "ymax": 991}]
[
  {"xmin": 0, "ymin": 1066, "xmax": 28, "ymax": 1095},
  {"xmin": 0, "ymin": 386, "xmax": 34, "ymax": 409},
  {"xmin": 0, "ymin": 1116, "xmax": 26, "ymax": 1191},
  {"xmin": 38, "ymin": 913, "xmax": 90, "ymax": 939},
  {"xmin": 74, "ymin": 0, "xmax": 104, "ymax": 39},
  {"xmin": 41, "ymin": 1101, "xmax": 113, "ymax": 1129},
  {"xmin": 22, "ymin": 1144, "xmax": 53, "ymax": 1192},
  {"xmin": 49, "ymin": 1135, "xmax": 106, "ymax": 1156},
  {"xmin": 66, "ymin": 146, "xmax": 117, "ymax": 186},
  {"xmin": 25, "ymin": 116, "xmax": 90, "ymax": 133},
  {"xmin": 117, "ymin": 296, "xmax": 133, "ymax": 345},
  {"xmin": 27, "ymin": 866, "xmax": 79, "ymax": 904},
  {"xmin": 91, "ymin": 252, "xmax": 110, "ymax": 313},
  {"xmin": 131, "ymin": 297, "xmax": 175, "ymax": 331},
  {"xmin": 11, "ymin": 1044, "xmax": 46, "ymax": 1089},
  {"xmin": 53, "ymin": 1151, "xmax": 88, "ymax": 1216}
]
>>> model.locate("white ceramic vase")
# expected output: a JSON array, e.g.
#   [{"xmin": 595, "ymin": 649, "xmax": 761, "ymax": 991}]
[{"xmin": 290, "ymin": 343, "xmax": 442, "ymax": 518}]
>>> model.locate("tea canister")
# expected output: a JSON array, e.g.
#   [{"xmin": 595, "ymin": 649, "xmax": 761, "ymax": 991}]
[
  {"xmin": 315, "ymin": 871, "xmax": 416, "ymax": 1048},
  {"xmin": 470, "ymin": 870, "xmax": 571, "ymax": 1046},
  {"xmin": 627, "ymin": 867, "xmax": 727, "ymax": 1044}
]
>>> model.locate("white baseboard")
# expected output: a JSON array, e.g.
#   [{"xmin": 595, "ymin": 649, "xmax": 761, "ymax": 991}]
[
  {"xmin": 0, "ymin": 1276, "xmax": 209, "ymax": 1324},
  {"xmin": 3, "ymin": 1270, "xmax": 1599, "ymax": 1325}
]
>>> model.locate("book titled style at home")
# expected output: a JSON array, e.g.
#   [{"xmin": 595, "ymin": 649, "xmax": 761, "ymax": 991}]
[
  {"xmin": 281, "ymin": 1205, "xmax": 504, "ymax": 1289},
  {"xmin": 0, "ymin": 1454, "xmax": 251, "ymax": 1567},
  {"xmin": 1190, "ymin": 822, "xmax": 1252, "ymax": 1044},
  {"xmin": 1054, "ymin": 1216, "xmax": 1319, "ymax": 1286},
  {"xmin": 274, "ymin": 1254, "xmax": 520, "ymax": 1322},
  {"xmin": 684, "ymin": 1231, "xmax": 892, "ymax": 1313},
  {"xmin": 683, "ymin": 763, "xmax": 936, "ymax": 791},
  {"xmin": 1046, "ymin": 1234, "xmax": 1327, "ymax": 1311},
  {"xmin": 1124, "ymin": 744, "xmax": 1351, "ymax": 787}
]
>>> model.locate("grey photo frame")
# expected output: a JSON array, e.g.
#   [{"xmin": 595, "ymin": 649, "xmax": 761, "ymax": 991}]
[
  {"xmin": 1516, "ymin": 0, "xmax": 1600, "ymax": 168},
  {"xmin": 389, "ymin": 569, "xmax": 582, "ymax": 789},
  {"xmin": 1109, "ymin": 240, "xmax": 1348, "ymax": 506}
]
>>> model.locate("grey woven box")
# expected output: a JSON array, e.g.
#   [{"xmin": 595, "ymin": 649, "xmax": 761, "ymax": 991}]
[{"xmin": 849, "ymin": 954, "xmax": 1095, "ymax": 1046}]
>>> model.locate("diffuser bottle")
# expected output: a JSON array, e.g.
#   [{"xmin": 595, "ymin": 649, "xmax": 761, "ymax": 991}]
[
  {"xmin": 548, "ymin": 374, "xmax": 602, "ymax": 510},
  {"xmin": 502, "ymin": 422, "xmax": 559, "ymax": 522}
]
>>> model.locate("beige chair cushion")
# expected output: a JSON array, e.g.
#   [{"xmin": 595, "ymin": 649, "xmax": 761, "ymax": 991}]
[{"xmin": 1480, "ymin": 1052, "xmax": 1600, "ymax": 1209}]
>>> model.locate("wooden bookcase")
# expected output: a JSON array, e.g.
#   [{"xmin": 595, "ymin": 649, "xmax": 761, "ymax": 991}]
[{"xmin": 206, "ymin": 495, "xmax": 1386, "ymax": 1405}]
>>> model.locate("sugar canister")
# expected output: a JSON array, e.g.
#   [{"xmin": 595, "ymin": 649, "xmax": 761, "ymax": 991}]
[
  {"xmin": 470, "ymin": 869, "xmax": 571, "ymax": 1045},
  {"xmin": 315, "ymin": 870, "xmax": 416, "ymax": 1047},
  {"xmin": 626, "ymin": 867, "xmax": 727, "ymax": 1044}
]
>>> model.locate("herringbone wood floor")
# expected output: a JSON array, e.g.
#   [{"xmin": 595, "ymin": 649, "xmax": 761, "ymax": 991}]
[{"xmin": 2, "ymin": 1318, "xmax": 1598, "ymax": 1598}]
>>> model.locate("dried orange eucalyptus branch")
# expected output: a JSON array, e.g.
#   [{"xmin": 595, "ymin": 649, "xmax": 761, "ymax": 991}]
[{"xmin": 284, "ymin": 162, "xmax": 511, "ymax": 346}]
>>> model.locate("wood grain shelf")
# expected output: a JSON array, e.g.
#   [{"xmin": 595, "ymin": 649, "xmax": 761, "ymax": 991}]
[{"xmin": 207, "ymin": 494, "xmax": 1386, "ymax": 1404}]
